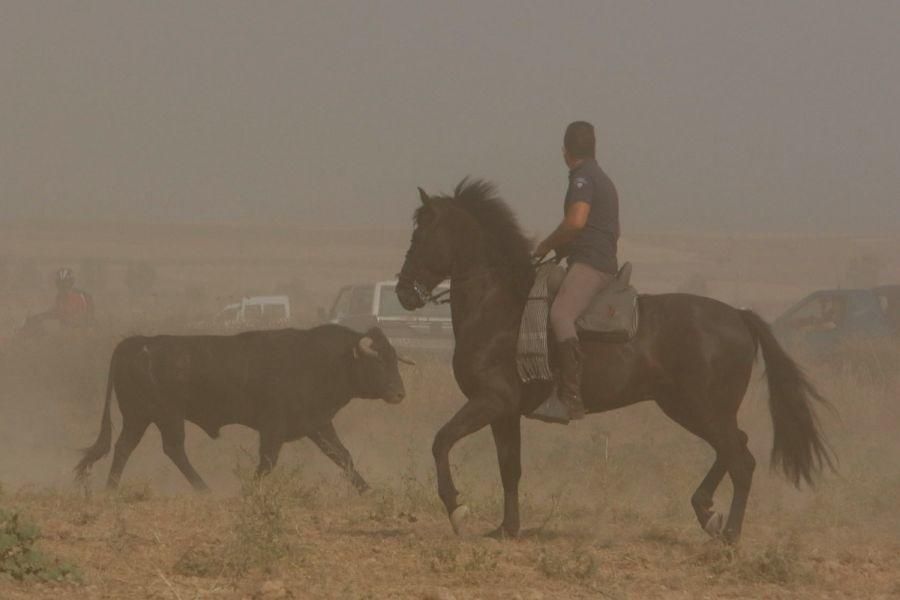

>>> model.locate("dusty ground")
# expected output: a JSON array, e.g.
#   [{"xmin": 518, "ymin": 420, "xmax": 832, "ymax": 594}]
[{"xmin": 0, "ymin": 224, "xmax": 898, "ymax": 599}]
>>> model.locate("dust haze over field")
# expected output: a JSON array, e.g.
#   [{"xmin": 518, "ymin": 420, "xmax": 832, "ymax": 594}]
[
  {"xmin": 1, "ymin": 2, "xmax": 899, "ymax": 599},
  {"xmin": 2, "ymin": 1, "xmax": 899, "ymax": 231}
]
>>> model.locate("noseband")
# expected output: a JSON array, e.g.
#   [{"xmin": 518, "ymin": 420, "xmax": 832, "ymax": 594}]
[
  {"xmin": 397, "ymin": 274, "xmax": 451, "ymax": 306},
  {"xmin": 415, "ymin": 281, "xmax": 451, "ymax": 305}
]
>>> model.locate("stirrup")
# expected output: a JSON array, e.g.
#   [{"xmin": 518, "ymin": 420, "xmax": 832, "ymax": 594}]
[{"xmin": 527, "ymin": 391, "xmax": 570, "ymax": 425}]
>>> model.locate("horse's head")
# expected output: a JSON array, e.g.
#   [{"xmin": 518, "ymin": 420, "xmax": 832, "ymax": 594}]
[
  {"xmin": 397, "ymin": 179, "xmax": 534, "ymax": 311},
  {"xmin": 396, "ymin": 187, "xmax": 457, "ymax": 310}
]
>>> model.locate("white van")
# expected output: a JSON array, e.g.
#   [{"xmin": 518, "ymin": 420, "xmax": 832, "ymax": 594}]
[{"xmin": 215, "ymin": 295, "xmax": 291, "ymax": 329}]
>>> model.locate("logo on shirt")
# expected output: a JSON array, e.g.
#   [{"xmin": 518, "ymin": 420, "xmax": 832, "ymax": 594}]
[{"xmin": 574, "ymin": 177, "xmax": 587, "ymax": 189}]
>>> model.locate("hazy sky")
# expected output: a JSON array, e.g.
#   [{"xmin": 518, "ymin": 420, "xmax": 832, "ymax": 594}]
[{"xmin": 1, "ymin": 1, "xmax": 898, "ymax": 233}]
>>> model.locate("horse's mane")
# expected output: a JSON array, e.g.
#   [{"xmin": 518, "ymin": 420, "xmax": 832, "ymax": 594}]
[
  {"xmin": 452, "ymin": 177, "xmax": 533, "ymax": 269},
  {"xmin": 413, "ymin": 178, "xmax": 534, "ymax": 293}
]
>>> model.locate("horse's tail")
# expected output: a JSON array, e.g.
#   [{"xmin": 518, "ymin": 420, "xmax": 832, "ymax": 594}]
[
  {"xmin": 74, "ymin": 344, "xmax": 119, "ymax": 480},
  {"xmin": 740, "ymin": 310, "xmax": 834, "ymax": 487}
]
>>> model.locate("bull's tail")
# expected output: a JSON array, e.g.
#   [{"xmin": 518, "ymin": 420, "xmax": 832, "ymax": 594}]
[
  {"xmin": 74, "ymin": 346, "xmax": 118, "ymax": 480},
  {"xmin": 740, "ymin": 310, "xmax": 835, "ymax": 487}
]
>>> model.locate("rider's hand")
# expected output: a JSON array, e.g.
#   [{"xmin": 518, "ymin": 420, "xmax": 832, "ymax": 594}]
[{"xmin": 532, "ymin": 241, "xmax": 550, "ymax": 260}]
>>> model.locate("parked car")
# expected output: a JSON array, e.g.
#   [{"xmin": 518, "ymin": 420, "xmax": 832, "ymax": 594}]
[
  {"xmin": 327, "ymin": 280, "xmax": 453, "ymax": 352},
  {"xmin": 214, "ymin": 295, "xmax": 291, "ymax": 329},
  {"xmin": 874, "ymin": 285, "xmax": 900, "ymax": 331},
  {"xmin": 773, "ymin": 286, "xmax": 899, "ymax": 354}
]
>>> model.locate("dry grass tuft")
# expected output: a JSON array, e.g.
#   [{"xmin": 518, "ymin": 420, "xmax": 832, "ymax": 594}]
[{"xmin": 536, "ymin": 545, "xmax": 598, "ymax": 582}]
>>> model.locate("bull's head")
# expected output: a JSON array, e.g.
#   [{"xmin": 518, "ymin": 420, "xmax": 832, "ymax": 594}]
[{"xmin": 351, "ymin": 327, "xmax": 413, "ymax": 404}]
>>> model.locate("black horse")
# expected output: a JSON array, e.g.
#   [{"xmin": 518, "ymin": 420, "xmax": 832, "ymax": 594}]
[{"xmin": 396, "ymin": 179, "xmax": 832, "ymax": 543}]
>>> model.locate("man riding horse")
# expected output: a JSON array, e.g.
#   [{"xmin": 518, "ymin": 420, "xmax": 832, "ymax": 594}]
[
  {"xmin": 533, "ymin": 121, "xmax": 620, "ymax": 420},
  {"xmin": 396, "ymin": 134, "xmax": 831, "ymax": 541}
]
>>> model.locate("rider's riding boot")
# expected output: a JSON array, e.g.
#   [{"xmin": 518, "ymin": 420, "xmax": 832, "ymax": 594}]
[{"xmin": 557, "ymin": 337, "xmax": 586, "ymax": 420}]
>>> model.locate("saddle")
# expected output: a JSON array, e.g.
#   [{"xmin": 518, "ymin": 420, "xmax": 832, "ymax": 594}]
[
  {"xmin": 547, "ymin": 262, "xmax": 639, "ymax": 342},
  {"xmin": 517, "ymin": 261, "xmax": 640, "ymax": 424},
  {"xmin": 516, "ymin": 261, "xmax": 639, "ymax": 385}
]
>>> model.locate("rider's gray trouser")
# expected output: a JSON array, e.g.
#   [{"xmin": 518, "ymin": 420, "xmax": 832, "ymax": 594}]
[{"xmin": 550, "ymin": 262, "xmax": 614, "ymax": 341}]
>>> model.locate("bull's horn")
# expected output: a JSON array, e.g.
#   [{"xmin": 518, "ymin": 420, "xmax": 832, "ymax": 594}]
[
  {"xmin": 397, "ymin": 355, "xmax": 416, "ymax": 366},
  {"xmin": 357, "ymin": 336, "xmax": 379, "ymax": 358}
]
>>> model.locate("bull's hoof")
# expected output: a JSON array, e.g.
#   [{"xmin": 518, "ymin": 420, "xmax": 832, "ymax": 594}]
[
  {"xmin": 449, "ymin": 505, "xmax": 470, "ymax": 535},
  {"xmin": 703, "ymin": 512, "xmax": 725, "ymax": 537}
]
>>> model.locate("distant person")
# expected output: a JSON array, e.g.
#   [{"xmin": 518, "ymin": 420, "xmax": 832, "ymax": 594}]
[
  {"xmin": 27, "ymin": 268, "xmax": 95, "ymax": 331},
  {"xmin": 532, "ymin": 121, "xmax": 620, "ymax": 420}
]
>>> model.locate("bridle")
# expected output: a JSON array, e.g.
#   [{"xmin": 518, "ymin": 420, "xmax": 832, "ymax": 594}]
[
  {"xmin": 416, "ymin": 282, "xmax": 451, "ymax": 305},
  {"xmin": 398, "ymin": 274, "xmax": 451, "ymax": 306}
]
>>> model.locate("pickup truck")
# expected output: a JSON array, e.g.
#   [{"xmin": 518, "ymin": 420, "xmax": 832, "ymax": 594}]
[
  {"xmin": 326, "ymin": 280, "xmax": 453, "ymax": 352},
  {"xmin": 773, "ymin": 285, "xmax": 900, "ymax": 354}
]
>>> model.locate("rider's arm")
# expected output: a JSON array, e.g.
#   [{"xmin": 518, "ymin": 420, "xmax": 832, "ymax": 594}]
[{"xmin": 534, "ymin": 201, "xmax": 591, "ymax": 258}]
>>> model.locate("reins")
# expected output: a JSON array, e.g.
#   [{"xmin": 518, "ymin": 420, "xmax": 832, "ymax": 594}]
[
  {"xmin": 530, "ymin": 254, "xmax": 563, "ymax": 269},
  {"xmin": 417, "ymin": 282, "xmax": 451, "ymax": 305},
  {"xmin": 402, "ymin": 255, "xmax": 560, "ymax": 307}
]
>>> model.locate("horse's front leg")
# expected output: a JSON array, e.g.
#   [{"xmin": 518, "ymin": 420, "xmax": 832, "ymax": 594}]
[
  {"xmin": 432, "ymin": 398, "xmax": 503, "ymax": 535},
  {"xmin": 489, "ymin": 413, "xmax": 521, "ymax": 538}
]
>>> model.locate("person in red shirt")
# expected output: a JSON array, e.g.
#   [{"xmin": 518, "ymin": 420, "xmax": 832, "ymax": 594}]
[{"xmin": 28, "ymin": 268, "xmax": 95, "ymax": 331}]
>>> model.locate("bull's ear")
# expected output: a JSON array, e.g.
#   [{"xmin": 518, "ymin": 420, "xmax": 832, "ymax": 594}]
[{"xmin": 417, "ymin": 187, "xmax": 431, "ymax": 205}]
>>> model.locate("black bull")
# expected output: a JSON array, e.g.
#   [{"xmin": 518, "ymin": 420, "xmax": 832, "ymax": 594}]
[{"xmin": 75, "ymin": 325, "xmax": 411, "ymax": 492}]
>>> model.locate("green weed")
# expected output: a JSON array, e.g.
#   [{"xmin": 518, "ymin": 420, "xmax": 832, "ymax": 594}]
[{"xmin": 0, "ymin": 509, "xmax": 80, "ymax": 583}]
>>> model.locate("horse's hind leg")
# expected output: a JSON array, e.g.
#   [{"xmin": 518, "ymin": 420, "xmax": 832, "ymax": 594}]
[
  {"xmin": 692, "ymin": 456, "xmax": 727, "ymax": 535},
  {"xmin": 720, "ymin": 426, "xmax": 756, "ymax": 543},
  {"xmin": 654, "ymin": 397, "xmax": 732, "ymax": 536},
  {"xmin": 670, "ymin": 409, "xmax": 756, "ymax": 543}
]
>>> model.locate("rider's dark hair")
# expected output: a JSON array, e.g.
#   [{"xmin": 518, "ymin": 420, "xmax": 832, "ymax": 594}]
[{"xmin": 563, "ymin": 121, "xmax": 595, "ymax": 159}]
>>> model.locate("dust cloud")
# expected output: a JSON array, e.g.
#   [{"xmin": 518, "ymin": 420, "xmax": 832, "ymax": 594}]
[
  {"xmin": 1, "ymin": 2, "xmax": 898, "ymax": 232},
  {"xmin": 0, "ymin": 2, "xmax": 898, "ymax": 598}
]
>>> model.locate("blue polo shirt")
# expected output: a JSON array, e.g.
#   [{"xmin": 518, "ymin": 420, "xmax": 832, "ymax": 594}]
[{"xmin": 561, "ymin": 158, "xmax": 620, "ymax": 274}]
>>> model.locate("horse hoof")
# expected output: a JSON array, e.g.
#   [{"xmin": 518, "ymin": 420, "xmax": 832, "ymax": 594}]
[
  {"xmin": 704, "ymin": 512, "xmax": 725, "ymax": 537},
  {"xmin": 450, "ymin": 505, "xmax": 470, "ymax": 535},
  {"xmin": 485, "ymin": 526, "xmax": 518, "ymax": 540},
  {"xmin": 723, "ymin": 532, "xmax": 740, "ymax": 545}
]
